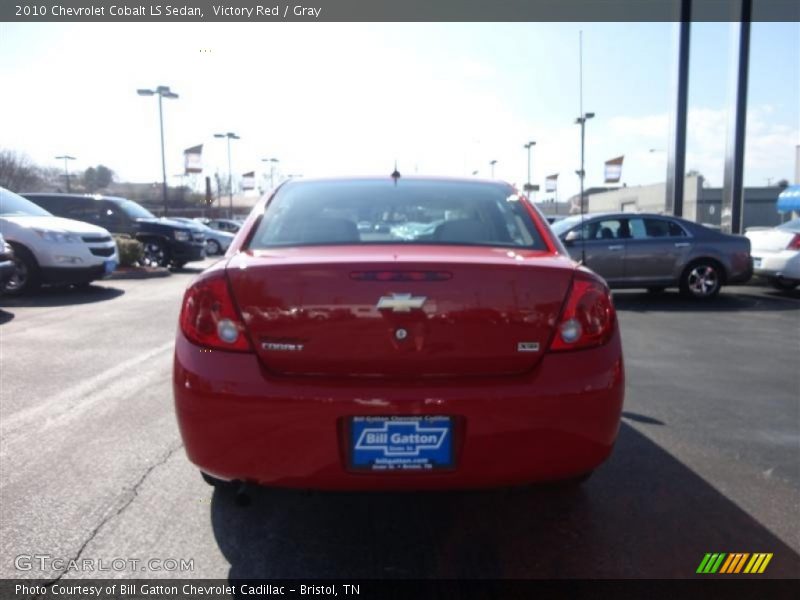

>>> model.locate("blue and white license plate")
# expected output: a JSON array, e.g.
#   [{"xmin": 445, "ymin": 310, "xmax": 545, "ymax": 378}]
[
  {"xmin": 104, "ymin": 259, "xmax": 118, "ymax": 274},
  {"xmin": 753, "ymin": 257, "xmax": 762, "ymax": 268},
  {"xmin": 349, "ymin": 416, "xmax": 453, "ymax": 471}
]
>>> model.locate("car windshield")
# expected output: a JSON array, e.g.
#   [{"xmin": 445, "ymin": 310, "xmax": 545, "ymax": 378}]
[
  {"xmin": 549, "ymin": 214, "xmax": 586, "ymax": 236},
  {"xmin": 247, "ymin": 179, "xmax": 547, "ymax": 250},
  {"xmin": 116, "ymin": 199, "xmax": 156, "ymax": 219},
  {"xmin": 0, "ymin": 187, "xmax": 53, "ymax": 217},
  {"xmin": 777, "ymin": 218, "xmax": 800, "ymax": 232}
]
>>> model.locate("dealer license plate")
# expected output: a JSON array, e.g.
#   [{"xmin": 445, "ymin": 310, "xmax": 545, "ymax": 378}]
[{"xmin": 349, "ymin": 415, "xmax": 453, "ymax": 471}]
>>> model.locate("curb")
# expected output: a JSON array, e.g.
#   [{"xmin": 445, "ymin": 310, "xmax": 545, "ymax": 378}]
[{"xmin": 108, "ymin": 267, "xmax": 171, "ymax": 280}]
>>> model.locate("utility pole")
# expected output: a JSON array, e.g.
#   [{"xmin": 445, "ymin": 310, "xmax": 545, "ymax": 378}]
[{"xmin": 55, "ymin": 155, "xmax": 76, "ymax": 192}]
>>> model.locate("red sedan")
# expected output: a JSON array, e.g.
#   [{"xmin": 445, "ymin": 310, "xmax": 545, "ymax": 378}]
[{"xmin": 173, "ymin": 177, "xmax": 624, "ymax": 490}]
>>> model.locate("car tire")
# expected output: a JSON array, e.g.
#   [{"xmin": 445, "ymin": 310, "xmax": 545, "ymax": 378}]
[
  {"xmin": 201, "ymin": 471, "xmax": 231, "ymax": 488},
  {"xmin": 647, "ymin": 286, "xmax": 666, "ymax": 294},
  {"xmin": 555, "ymin": 471, "xmax": 594, "ymax": 487},
  {"xmin": 769, "ymin": 277, "xmax": 799, "ymax": 291},
  {"xmin": 206, "ymin": 239, "xmax": 221, "ymax": 256},
  {"xmin": 141, "ymin": 239, "xmax": 169, "ymax": 268},
  {"xmin": 3, "ymin": 244, "xmax": 41, "ymax": 296},
  {"xmin": 679, "ymin": 260, "xmax": 722, "ymax": 299}
]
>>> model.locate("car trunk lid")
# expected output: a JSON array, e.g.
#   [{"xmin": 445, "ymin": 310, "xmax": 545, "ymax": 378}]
[{"xmin": 226, "ymin": 246, "xmax": 574, "ymax": 377}]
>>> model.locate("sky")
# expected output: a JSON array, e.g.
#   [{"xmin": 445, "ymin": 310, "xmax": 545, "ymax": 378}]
[{"xmin": 1, "ymin": 21, "xmax": 798, "ymax": 200}]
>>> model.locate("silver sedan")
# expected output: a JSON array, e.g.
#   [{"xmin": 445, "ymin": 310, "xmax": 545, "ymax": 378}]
[
  {"xmin": 172, "ymin": 218, "xmax": 235, "ymax": 256},
  {"xmin": 550, "ymin": 212, "xmax": 752, "ymax": 299}
]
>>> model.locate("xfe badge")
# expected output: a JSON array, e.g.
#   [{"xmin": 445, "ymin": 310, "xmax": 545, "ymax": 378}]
[{"xmin": 350, "ymin": 416, "xmax": 453, "ymax": 471}]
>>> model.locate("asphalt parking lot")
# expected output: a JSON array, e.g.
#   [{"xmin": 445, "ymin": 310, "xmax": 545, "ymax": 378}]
[{"xmin": 1, "ymin": 260, "xmax": 798, "ymax": 580}]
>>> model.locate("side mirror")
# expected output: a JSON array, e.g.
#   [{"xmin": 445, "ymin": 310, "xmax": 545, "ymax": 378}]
[{"xmin": 564, "ymin": 230, "xmax": 581, "ymax": 245}]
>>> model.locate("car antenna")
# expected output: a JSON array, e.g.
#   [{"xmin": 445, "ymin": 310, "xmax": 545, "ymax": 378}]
[{"xmin": 390, "ymin": 161, "xmax": 401, "ymax": 185}]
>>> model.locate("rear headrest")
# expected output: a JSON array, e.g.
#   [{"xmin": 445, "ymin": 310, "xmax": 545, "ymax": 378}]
[
  {"xmin": 434, "ymin": 219, "xmax": 495, "ymax": 243},
  {"xmin": 300, "ymin": 217, "xmax": 360, "ymax": 243}
]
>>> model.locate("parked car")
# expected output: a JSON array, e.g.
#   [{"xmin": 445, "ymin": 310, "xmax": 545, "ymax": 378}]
[
  {"xmin": 23, "ymin": 193, "xmax": 206, "ymax": 268},
  {"xmin": 174, "ymin": 177, "xmax": 624, "ymax": 490},
  {"xmin": 0, "ymin": 187, "xmax": 118, "ymax": 294},
  {"xmin": 745, "ymin": 218, "xmax": 800, "ymax": 290},
  {"xmin": 0, "ymin": 232, "xmax": 15, "ymax": 291},
  {"xmin": 172, "ymin": 217, "xmax": 235, "ymax": 256},
  {"xmin": 195, "ymin": 217, "xmax": 241, "ymax": 234},
  {"xmin": 550, "ymin": 212, "xmax": 752, "ymax": 298}
]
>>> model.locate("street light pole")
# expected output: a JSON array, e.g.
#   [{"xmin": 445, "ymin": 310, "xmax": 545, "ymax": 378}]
[
  {"xmin": 215, "ymin": 132, "xmax": 240, "ymax": 219},
  {"xmin": 489, "ymin": 160, "xmax": 497, "ymax": 178},
  {"xmin": 55, "ymin": 155, "xmax": 75, "ymax": 193},
  {"xmin": 524, "ymin": 141, "xmax": 536, "ymax": 197},
  {"xmin": 137, "ymin": 86, "xmax": 179, "ymax": 217},
  {"xmin": 261, "ymin": 157, "xmax": 279, "ymax": 189},
  {"xmin": 157, "ymin": 92, "xmax": 168, "ymax": 216},
  {"xmin": 575, "ymin": 113, "xmax": 595, "ymax": 214}
]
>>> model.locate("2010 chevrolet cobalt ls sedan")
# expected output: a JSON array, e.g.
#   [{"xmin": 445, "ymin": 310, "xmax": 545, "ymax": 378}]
[{"xmin": 173, "ymin": 177, "xmax": 624, "ymax": 490}]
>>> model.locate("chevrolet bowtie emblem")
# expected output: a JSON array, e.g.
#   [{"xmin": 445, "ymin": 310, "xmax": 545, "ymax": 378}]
[{"xmin": 376, "ymin": 293, "xmax": 427, "ymax": 312}]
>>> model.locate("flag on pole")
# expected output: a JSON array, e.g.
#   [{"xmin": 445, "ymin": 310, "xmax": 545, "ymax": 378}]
[
  {"xmin": 545, "ymin": 173, "xmax": 558, "ymax": 192},
  {"xmin": 183, "ymin": 145, "xmax": 203, "ymax": 174},
  {"xmin": 604, "ymin": 156, "xmax": 624, "ymax": 183},
  {"xmin": 241, "ymin": 171, "xmax": 256, "ymax": 190}
]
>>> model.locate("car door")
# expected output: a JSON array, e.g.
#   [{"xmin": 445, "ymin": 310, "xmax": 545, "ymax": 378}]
[
  {"xmin": 63, "ymin": 197, "xmax": 103, "ymax": 226},
  {"xmin": 94, "ymin": 201, "xmax": 130, "ymax": 235},
  {"xmin": 562, "ymin": 217, "xmax": 627, "ymax": 284},
  {"xmin": 623, "ymin": 217, "xmax": 692, "ymax": 284}
]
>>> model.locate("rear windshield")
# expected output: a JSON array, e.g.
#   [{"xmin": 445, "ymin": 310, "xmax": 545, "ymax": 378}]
[
  {"xmin": 0, "ymin": 188, "xmax": 52, "ymax": 217},
  {"xmin": 247, "ymin": 179, "xmax": 547, "ymax": 250},
  {"xmin": 777, "ymin": 218, "xmax": 800, "ymax": 232}
]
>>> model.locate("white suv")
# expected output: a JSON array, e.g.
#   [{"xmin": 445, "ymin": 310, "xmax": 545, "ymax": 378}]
[{"xmin": 0, "ymin": 186, "xmax": 118, "ymax": 294}]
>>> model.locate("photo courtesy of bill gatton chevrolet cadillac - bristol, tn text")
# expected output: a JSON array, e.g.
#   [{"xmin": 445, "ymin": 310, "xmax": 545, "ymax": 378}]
[{"xmin": 173, "ymin": 176, "xmax": 624, "ymax": 490}]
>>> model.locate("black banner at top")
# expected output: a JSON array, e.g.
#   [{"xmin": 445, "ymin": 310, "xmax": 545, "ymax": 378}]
[{"xmin": 3, "ymin": 0, "xmax": 800, "ymax": 22}]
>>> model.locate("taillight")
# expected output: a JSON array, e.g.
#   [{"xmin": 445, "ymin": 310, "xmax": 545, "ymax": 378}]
[
  {"xmin": 179, "ymin": 271, "xmax": 252, "ymax": 352},
  {"xmin": 549, "ymin": 272, "xmax": 616, "ymax": 352},
  {"xmin": 787, "ymin": 234, "xmax": 800, "ymax": 250}
]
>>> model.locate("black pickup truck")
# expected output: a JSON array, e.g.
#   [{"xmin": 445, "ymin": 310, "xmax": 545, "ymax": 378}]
[{"xmin": 23, "ymin": 193, "xmax": 206, "ymax": 268}]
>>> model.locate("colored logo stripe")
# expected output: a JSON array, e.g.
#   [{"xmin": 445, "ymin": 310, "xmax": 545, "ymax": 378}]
[
  {"xmin": 719, "ymin": 553, "xmax": 749, "ymax": 573},
  {"xmin": 697, "ymin": 553, "xmax": 726, "ymax": 573},
  {"xmin": 744, "ymin": 553, "xmax": 773, "ymax": 574}
]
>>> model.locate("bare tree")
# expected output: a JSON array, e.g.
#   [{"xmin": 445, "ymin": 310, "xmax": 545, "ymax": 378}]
[{"xmin": 0, "ymin": 149, "xmax": 42, "ymax": 191}]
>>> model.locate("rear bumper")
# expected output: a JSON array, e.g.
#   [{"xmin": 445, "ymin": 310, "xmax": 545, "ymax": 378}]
[
  {"xmin": 173, "ymin": 329, "xmax": 625, "ymax": 490},
  {"xmin": 751, "ymin": 251, "xmax": 800, "ymax": 281},
  {"xmin": 723, "ymin": 250, "xmax": 754, "ymax": 285}
]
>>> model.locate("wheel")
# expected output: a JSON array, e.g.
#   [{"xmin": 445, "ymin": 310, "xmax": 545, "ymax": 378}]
[
  {"xmin": 554, "ymin": 471, "xmax": 594, "ymax": 487},
  {"xmin": 647, "ymin": 286, "xmax": 666, "ymax": 294},
  {"xmin": 201, "ymin": 471, "xmax": 230, "ymax": 488},
  {"xmin": 206, "ymin": 239, "xmax": 221, "ymax": 256},
  {"xmin": 141, "ymin": 239, "xmax": 169, "ymax": 267},
  {"xmin": 769, "ymin": 277, "xmax": 799, "ymax": 291},
  {"xmin": 679, "ymin": 260, "xmax": 722, "ymax": 299},
  {"xmin": 3, "ymin": 244, "xmax": 41, "ymax": 295}
]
